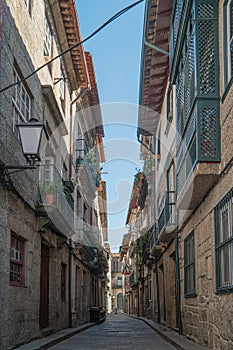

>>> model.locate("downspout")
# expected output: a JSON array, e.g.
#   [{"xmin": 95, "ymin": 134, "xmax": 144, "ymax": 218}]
[
  {"xmin": 175, "ymin": 210, "xmax": 182, "ymax": 334},
  {"xmin": 155, "ymin": 258, "xmax": 160, "ymax": 324}
]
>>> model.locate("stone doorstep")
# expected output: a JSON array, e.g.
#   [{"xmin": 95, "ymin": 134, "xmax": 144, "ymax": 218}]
[
  {"xmin": 125, "ymin": 314, "xmax": 213, "ymax": 350},
  {"xmin": 15, "ymin": 323, "xmax": 95, "ymax": 350}
]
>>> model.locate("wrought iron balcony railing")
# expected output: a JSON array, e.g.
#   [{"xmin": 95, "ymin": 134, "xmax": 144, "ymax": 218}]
[
  {"xmin": 158, "ymin": 191, "xmax": 176, "ymax": 243},
  {"xmin": 38, "ymin": 164, "xmax": 74, "ymax": 235},
  {"xmin": 75, "ymin": 138, "xmax": 99, "ymax": 196}
]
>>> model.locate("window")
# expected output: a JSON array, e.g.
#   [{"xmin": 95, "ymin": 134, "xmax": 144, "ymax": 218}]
[
  {"xmin": 10, "ymin": 234, "xmax": 25, "ymax": 286},
  {"xmin": 44, "ymin": 15, "xmax": 52, "ymax": 57},
  {"xmin": 24, "ymin": 0, "xmax": 32, "ymax": 15},
  {"xmin": 44, "ymin": 157, "xmax": 54, "ymax": 181},
  {"xmin": 157, "ymin": 127, "xmax": 161, "ymax": 162},
  {"xmin": 12, "ymin": 67, "xmax": 31, "ymax": 137},
  {"xmin": 166, "ymin": 161, "xmax": 176, "ymax": 225},
  {"xmin": 224, "ymin": 0, "xmax": 233, "ymax": 87},
  {"xmin": 60, "ymin": 69, "xmax": 65, "ymax": 100},
  {"xmin": 61, "ymin": 263, "xmax": 66, "ymax": 300},
  {"xmin": 215, "ymin": 188, "xmax": 233, "ymax": 292},
  {"xmin": 117, "ymin": 277, "xmax": 122, "ymax": 287},
  {"xmin": 184, "ymin": 231, "xmax": 196, "ymax": 296}
]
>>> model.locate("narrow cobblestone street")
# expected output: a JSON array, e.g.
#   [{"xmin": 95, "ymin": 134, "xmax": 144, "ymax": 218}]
[{"xmin": 49, "ymin": 314, "xmax": 176, "ymax": 350}]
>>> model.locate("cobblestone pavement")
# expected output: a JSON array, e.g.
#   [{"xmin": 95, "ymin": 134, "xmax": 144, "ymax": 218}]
[{"xmin": 49, "ymin": 313, "xmax": 177, "ymax": 350}]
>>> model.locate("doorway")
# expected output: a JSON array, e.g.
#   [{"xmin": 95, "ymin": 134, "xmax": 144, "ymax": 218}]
[{"xmin": 39, "ymin": 244, "xmax": 49, "ymax": 329}]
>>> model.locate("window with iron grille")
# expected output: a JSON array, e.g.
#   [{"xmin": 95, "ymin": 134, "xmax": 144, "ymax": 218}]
[
  {"xmin": 12, "ymin": 66, "xmax": 31, "ymax": 137},
  {"xmin": 184, "ymin": 231, "xmax": 196, "ymax": 296},
  {"xmin": 10, "ymin": 234, "xmax": 25, "ymax": 286},
  {"xmin": 223, "ymin": 0, "xmax": 233, "ymax": 88},
  {"xmin": 215, "ymin": 188, "xmax": 233, "ymax": 292},
  {"xmin": 61, "ymin": 263, "xmax": 66, "ymax": 300}
]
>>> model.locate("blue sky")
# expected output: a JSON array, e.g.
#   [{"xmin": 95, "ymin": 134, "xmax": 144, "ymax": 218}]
[{"xmin": 76, "ymin": 0, "xmax": 145, "ymax": 252}]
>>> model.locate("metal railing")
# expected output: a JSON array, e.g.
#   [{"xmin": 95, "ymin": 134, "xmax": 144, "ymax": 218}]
[
  {"xmin": 75, "ymin": 138, "xmax": 98, "ymax": 190},
  {"xmin": 158, "ymin": 191, "xmax": 176, "ymax": 234},
  {"xmin": 38, "ymin": 164, "xmax": 74, "ymax": 227}
]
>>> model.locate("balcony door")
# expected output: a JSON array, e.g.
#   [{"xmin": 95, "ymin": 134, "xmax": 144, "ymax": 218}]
[{"xmin": 167, "ymin": 161, "xmax": 175, "ymax": 224}]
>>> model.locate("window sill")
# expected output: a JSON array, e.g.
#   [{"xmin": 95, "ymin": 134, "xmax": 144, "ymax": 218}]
[
  {"xmin": 215, "ymin": 288, "xmax": 233, "ymax": 295},
  {"xmin": 184, "ymin": 292, "xmax": 197, "ymax": 298},
  {"xmin": 10, "ymin": 282, "xmax": 27, "ymax": 288},
  {"xmin": 222, "ymin": 76, "xmax": 233, "ymax": 103}
]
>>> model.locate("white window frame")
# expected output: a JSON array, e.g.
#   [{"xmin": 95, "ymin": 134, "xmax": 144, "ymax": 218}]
[
  {"xmin": 44, "ymin": 157, "xmax": 54, "ymax": 182},
  {"xmin": 12, "ymin": 67, "xmax": 31, "ymax": 137},
  {"xmin": 44, "ymin": 15, "xmax": 52, "ymax": 57},
  {"xmin": 24, "ymin": 0, "xmax": 32, "ymax": 15},
  {"xmin": 60, "ymin": 69, "xmax": 65, "ymax": 100},
  {"xmin": 224, "ymin": 0, "xmax": 233, "ymax": 86}
]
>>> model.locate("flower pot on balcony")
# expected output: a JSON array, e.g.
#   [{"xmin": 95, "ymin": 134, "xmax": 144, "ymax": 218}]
[{"xmin": 45, "ymin": 193, "xmax": 55, "ymax": 204}]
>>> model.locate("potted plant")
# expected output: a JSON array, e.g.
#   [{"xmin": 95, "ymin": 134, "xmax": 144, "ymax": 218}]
[{"xmin": 42, "ymin": 181, "xmax": 55, "ymax": 204}]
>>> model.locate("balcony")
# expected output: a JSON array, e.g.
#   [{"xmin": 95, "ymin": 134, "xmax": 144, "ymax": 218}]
[
  {"xmin": 158, "ymin": 191, "xmax": 176, "ymax": 243},
  {"xmin": 76, "ymin": 139, "xmax": 99, "ymax": 200},
  {"xmin": 129, "ymin": 272, "xmax": 137, "ymax": 287},
  {"xmin": 37, "ymin": 165, "xmax": 74, "ymax": 236},
  {"xmin": 173, "ymin": 1, "xmax": 220, "ymax": 210},
  {"xmin": 176, "ymin": 102, "xmax": 220, "ymax": 210}
]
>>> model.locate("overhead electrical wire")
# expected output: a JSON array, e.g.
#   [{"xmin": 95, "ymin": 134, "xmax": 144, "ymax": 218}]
[{"xmin": 0, "ymin": 0, "xmax": 145, "ymax": 94}]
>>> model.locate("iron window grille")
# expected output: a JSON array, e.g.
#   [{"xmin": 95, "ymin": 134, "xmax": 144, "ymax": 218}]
[
  {"xmin": 184, "ymin": 230, "xmax": 196, "ymax": 297},
  {"xmin": 10, "ymin": 234, "xmax": 25, "ymax": 286},
  {"xmin": 215, "ymin": 187, "xmax": 233, "ymax": 292}
]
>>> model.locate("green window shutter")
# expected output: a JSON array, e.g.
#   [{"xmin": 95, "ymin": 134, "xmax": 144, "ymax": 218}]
[{"xmin": 195, "ymin": 0, "xmax": 219, "ymax": 97}]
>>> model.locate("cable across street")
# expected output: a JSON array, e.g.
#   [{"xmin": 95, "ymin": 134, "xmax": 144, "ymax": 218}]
[{"xmin": 0, "ymin": 0, "xmax": 145, "ymax": 94}]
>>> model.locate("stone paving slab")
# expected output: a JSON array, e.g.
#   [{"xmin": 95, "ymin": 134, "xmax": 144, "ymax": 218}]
[
  {"xmin": 15, "ymin": 313, "xmax": 214, "ymax": 350},
  {"xmin": 15, "ymin": 323, "xmax": 95, "ymax": 350},
  {"xmin": 126, "ymin": 314, "xmax": 213, "ymax": 350}
]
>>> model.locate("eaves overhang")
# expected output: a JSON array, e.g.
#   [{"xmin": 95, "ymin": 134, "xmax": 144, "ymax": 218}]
[
  {"xmin": 138, "ymin": 0, "xmax": 173, "ymax": 136},
  {"xmin": 84, "ymin": 52, "xmax": 104, "ymax": 137},
  {"xmin": 49, "ymin": 0, "xmax": 89, "ymax": 90}
]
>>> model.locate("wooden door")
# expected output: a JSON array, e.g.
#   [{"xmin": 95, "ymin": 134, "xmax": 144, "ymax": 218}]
[{"xmin": 39, "ymin": 244, "xmax": 49, "ymax": 329}]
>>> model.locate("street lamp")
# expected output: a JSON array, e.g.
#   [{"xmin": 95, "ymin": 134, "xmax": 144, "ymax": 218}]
[{"xmin": 1, "ymin": 118, "xmax": 48, "ymax": 171}]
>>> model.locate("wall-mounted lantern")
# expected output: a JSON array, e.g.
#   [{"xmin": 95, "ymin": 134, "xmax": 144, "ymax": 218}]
[{"xmin": 1, "ymin": 118, "xmax": 48, "ymax": 171}]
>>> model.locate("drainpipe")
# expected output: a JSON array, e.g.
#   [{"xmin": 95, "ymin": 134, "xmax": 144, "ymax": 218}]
[
  {"xmin": 68, "ymin": 238, "xmax": 72, "ymax": 328},
  {"xmin": 175, "ymin": 210, "xmax": 182, "ymax": 334},
  {"xmin": 155, "ymin": 258, "xmax": 160, "ymax": 324}
]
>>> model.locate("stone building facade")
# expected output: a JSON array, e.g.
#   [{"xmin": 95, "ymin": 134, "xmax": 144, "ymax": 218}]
[
  {"xmin": 111, "ymin": 253, "xmax": 123, "ymax": 311},
  {"xmin": 122, "ymin": 0, "xmax": 233, "ymax": 349},
  {"xmin": 0, "ymin": 1, "xmax": 108, "ymax": 349}
]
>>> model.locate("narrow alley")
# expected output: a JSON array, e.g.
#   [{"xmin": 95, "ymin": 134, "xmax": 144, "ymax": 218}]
[{"xmin": 49, "ymin": 314, "xmax": 176, "ymax": 350}]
